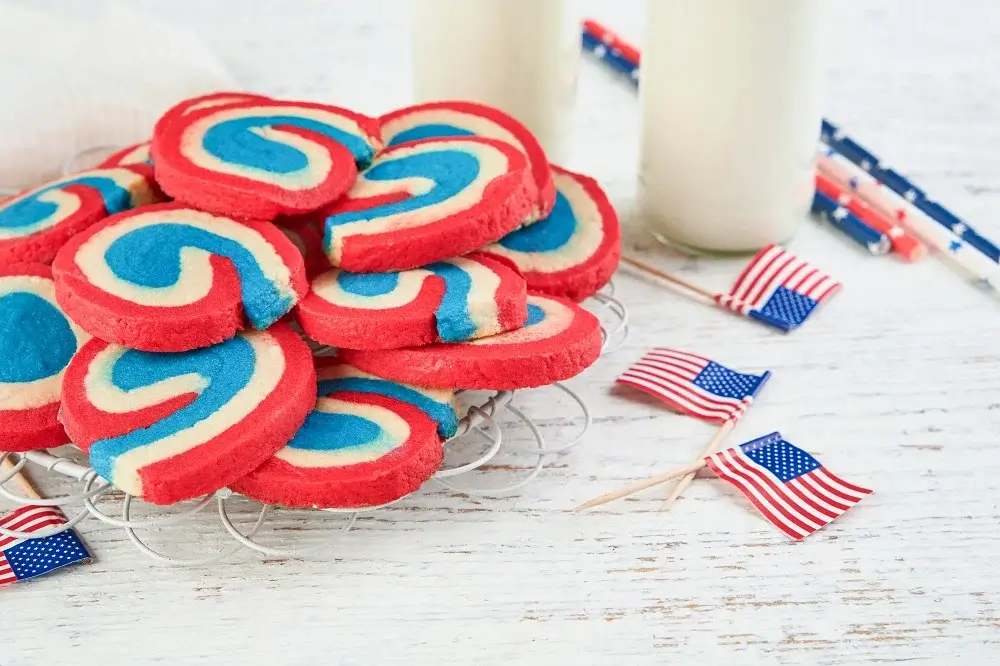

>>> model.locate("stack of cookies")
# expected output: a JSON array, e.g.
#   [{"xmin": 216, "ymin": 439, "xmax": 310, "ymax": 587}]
[{"xmin": 0, "ymin": 93, "xmax": 621, "ymax": 509}]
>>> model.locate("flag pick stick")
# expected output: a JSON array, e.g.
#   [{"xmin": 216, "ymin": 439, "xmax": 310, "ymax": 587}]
[
  {"xmin": 620, "ymin": 255, "xmax": 717, "ymax": 304},
  {"xmin": 661, "ymin": 418, "xmax": 736, "ymax": 511},
  {"xmin": 1, "ymin": 455, "xmax": 42, "ymax": 500},
  {"xmin": 573, "ymin": 459, "xmax": 706, "ymax": 512}
]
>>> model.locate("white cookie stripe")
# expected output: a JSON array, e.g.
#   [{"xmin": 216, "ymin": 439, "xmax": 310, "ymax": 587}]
[
  {"xmin": 180, "ymin": 105, "xmax": 375, "ymax": 190},
  {"xmin": 82, "ymin": 345, "xmax": 208, "ymax": 414},
  {"xmin": 311, "ymin": 267, "xmax": 432, "ymax": 310},
  {"xmin": 73, "ymin": 208, "xmax": 297, "ymax": 308},
  {"xmin": 381, "ymin": 108, "xmax": 525, "ymax": 153},
  {"xmin": 0, "ymin": 275, "xmax": 89, "ymax": 411},
  {"xmin": 466, "ymin": 295, "xmax": 572, "ymax": 346},
  {"xmin": 325, "ymin": 140, "xmax": 511, "ymax": 263},
  {"xmin": 487, "ymin": 169, "xmax": 605, "ymax": 273},
  {"xmin": 447, "ymin": 255, "xmax": 503, "ymax": 335},
  {"xmin": 85, "ymin": 332, "xmax": 286, "ymax": 496},
  {"xmin": 274, "ymin": 398, "xmax": 410, "ymax": 468}
]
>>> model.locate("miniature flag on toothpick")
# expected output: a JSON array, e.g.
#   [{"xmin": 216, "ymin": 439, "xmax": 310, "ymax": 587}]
[
  {"xmin": 0, "ymin": 506, "xmax": 90, "ymax": 587},
  {"xmin": 705, "ymin": 432, "xmax": 872, "ymax": 540},
  {"xmin": 715, "ymin": 244, "xmax": 841, "ymax": 332},
  {"xmin": 617, "ymin": 348, "xmax": 770, "ymax": 423},
  {"xmin": 594, "ymin": 349, "xmax": 771, "ymax": 512}
]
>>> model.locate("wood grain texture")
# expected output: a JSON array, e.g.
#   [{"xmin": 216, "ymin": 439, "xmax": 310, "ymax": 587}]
[{"xmin": 4, "ymin": 0, "xmax": 1000, "ymax": 663}]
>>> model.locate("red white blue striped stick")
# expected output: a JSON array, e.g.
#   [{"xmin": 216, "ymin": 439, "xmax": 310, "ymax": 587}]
[
  {"xmin": 811, "ymin": 190, "xmax": 891, "ymax": 256},
  {"xmin": 819, "ymin": 146, "xmax": 1000, "ymax": 295},
  {"xmin": 815, "ymin": 171, "xmax": 926, "ymax": 262},
  {"xmin": 822, "ymin": 120, "xmax": 1000, "ymax": 266}
]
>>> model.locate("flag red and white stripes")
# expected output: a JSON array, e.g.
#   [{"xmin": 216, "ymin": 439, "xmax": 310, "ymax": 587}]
[
  {"xmin": 716, "ymin": 244, "xmax": 841, "ymax": 314},
  {"xmin": 705, "ymin": 440, "xmax": 872, "ymax": 540},
  {"xmin": 616, "ymin": 348, "xmax": 770, "ymax": 423}
]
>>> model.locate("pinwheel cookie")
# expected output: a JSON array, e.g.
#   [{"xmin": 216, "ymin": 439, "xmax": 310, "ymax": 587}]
[
  {"xmin": 232, "ymin": 359, "xmax": 458, "ymax": 508},
  {"xmin": 53, "ymin": 203, "xmax": 307, "ymax": 352},
  {"xmin": 483, "ymin": 165, "xmax": 621, "ymax": 301},
  {"xmin": 60, "ymin": 324, "xmax": 315, "ymax": 504},
  {"xmin": 296, "ymin": 252, "xmax": 527, "ymax": 350},
  {"xmin": 322, "ymin": 136, "xmax": 534, "ymax": 272},
  {"xmin": 152, "ymin": 98, "xmax": 381, "ymax": 219}
]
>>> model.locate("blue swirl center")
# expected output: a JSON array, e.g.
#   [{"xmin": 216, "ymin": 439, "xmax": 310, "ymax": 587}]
[
  {"xmin": 0, "ymin": 292, "xmax": 77, "ymax": 383},
  {"xmin": 498, "ymin": 191, "xmax": 575, "ymax": 253},
  {"xmin": 324, "ymin": 149, "xmax": 480, "ymax": 237},
  {"xmin": 316, "ymin": 376, "xmax": 457, "ymax": 439},
  {"xmin": 104, "ymin": 223, "xmax": 293, "ymax": 329},
  {"xmin": 286, "ymin": 411, "xmax": 388, "ymax": 452},
  {"xmin": 387, "ymin": 123, "xmax": 475, "ymax": 147},
  {"xmin": 202, "ymin": 115, "xmax": 376, "ymax": 174}
]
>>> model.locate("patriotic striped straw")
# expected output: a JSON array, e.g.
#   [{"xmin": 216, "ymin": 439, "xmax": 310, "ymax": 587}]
[
  {"xmin": 818, "ymin": 146, "xmax": 1000, "ymax": 294},
  {"xmin": 822, "ymin": 120, "xmax": 1000, "ymax": 266},
  {"xmin": 811, "ymin": 190, "xmax": 891, "ymax": 256},
  {"xmin": 581, "ymin": 21, "xmax": 895, "ymax": 258},
  {"xmin": 581, "ymin": 27, "xmax": 639, "ymax": 83},
  {"xmin": 815, "ymin": 171, "xmax": 926, "ymax": 262}
]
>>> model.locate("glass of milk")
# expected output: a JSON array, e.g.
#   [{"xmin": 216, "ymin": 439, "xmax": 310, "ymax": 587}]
[
  {"xmin": 639, "ymin": 0, "xmax": 825, "ymax": 254},
  {"xmin": 410, "ymin": 0, "xmax": 579, "ymax": 163}
]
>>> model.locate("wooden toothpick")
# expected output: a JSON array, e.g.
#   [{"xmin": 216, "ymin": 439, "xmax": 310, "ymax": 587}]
[
  {"xmin": 574, "ymin": 459, "xmax": 707, "ymax": 512},
  {"xmin": 661, "ymin": 419, "xmax": 736, "ymax": 511},
  {"xmin": 1, "ymin": 455, "xmax": 43, "ymax": 500},
  {"xmin": 620, "ymin": 255, "xmax": 718, "ymax": 304}
]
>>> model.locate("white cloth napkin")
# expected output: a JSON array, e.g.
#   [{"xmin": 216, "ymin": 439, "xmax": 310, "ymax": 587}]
[{"xmin": 0, "ymin": 1, "xmax": 236, "ymax": 192}]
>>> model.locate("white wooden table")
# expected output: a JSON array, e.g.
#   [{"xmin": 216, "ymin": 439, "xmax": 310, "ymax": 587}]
[{"xmin": 5, "ymin": 1, "xmax": 1000, "ymax": 663}]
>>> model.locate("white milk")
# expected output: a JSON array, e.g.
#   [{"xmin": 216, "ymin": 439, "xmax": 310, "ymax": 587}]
[
  {"xmin": 639, "ymin": 0, "xmax": 825, "ymax": 253},
  {"xmin": 410, "ymin": 0, "xmax": 578, "ymax": 163}
]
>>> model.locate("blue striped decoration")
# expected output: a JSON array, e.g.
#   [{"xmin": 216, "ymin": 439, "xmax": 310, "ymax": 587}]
[
  {"xmin": 581, "ymin": 31, "xmax": 639, "ymax": 85},
  {"xmin": 822, "ymin": 119, "xmax": 1000, "ymax": 264},
  {"xmin": 811, "ymin": 191, "xmax": 890, "ymax": 256}
]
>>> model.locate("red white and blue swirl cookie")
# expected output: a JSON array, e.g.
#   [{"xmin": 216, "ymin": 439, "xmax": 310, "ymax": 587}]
[
  {"xmin": 152, "ymin": 99, "xmax": 382, "ymax": 220},
  {"xmin": 60, "ymin": 324, "xmax": 315, "ymax": 505},
  {"xmin": 483, "ymin": 166, "xmax": 621, "ymax": 302},
  {"xmin": 273, "ymin": 219, "xmax": 330, "ymax": 279},
  {"xmin": 323, "ymin": 137, "xmax": 534, "ymax": 272},
  {"xmin": 0, "ymin": 165, "xmax": 161, "ymax": 265},
  {"xmin": 0, "ymin": 264, "xmax": 89, "ymax": 452},
  {"xmin": 97, "ymin": 142, "xmax": 151, "ymax": 168},
  {"xmin": 296, "ymin": 252, "xmax": 527, "ymax": 350},
  {"xmin": 379, "ymin": 101, "xmax": 555, "ymax": 222},
  {"xmin": 341, "ymin": 293, "xmax": 602, "ymax": 389},
  {"xmin": 52, "ymin": 202, "xmax": 308, "ymax": 352},
  {"xmin": 232, "ymin": 359, "xmax": 458, "ymax": 508}
]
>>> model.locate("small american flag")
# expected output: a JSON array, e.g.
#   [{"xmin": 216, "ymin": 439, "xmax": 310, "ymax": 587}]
[
  {"xmin": 616, "ymin": 348, "xmax": 771, "ymax": 423},
  {"xmin": 705, "ymin": 432, "xmax": 872, "ymax": 540},
  {"xmin": 716, "ymin": 245, "xmax": 841, "ymax": 332},
  {"xmin": 1, "ymin": 505, "xmax": 90, "ymax": 587}
]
